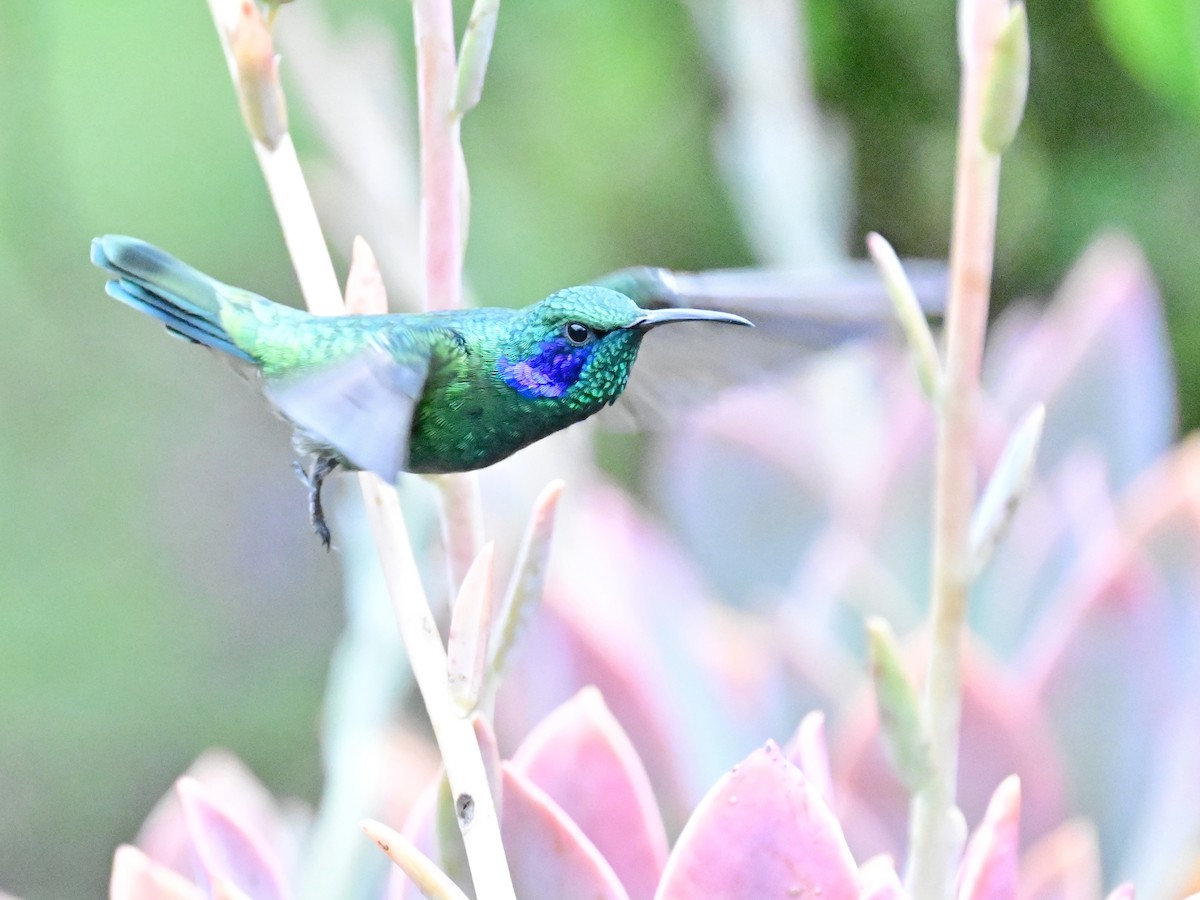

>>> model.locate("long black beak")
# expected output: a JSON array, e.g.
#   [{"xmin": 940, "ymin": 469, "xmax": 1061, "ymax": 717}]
[{"xmin": 627, "ymin": 307, "xmax": 754, "ymax": 330}]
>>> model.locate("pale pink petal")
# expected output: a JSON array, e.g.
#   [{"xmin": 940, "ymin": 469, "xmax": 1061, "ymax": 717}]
[
  {"xmin": 512, "ymin": 687, "xmax": 668, "ymax": 900},
  {"xmin": 109, "ymin": 845, "xmax": 204, "ymax": 900},
  {"xmin": 1104, "ymin": 884, "xmax": 1135, "ymax": 900},
  {"xmin": 655, "ymin": 742, "xmax": 858, "ymax": 900},
  {"xmin": 500, "ymin": 764, "xmax": 629, "ymax": 900},
  {"xmin": 176, "ymin": 777, "xmax": 289, "ymax": 900},
  {"xmin": 956, "ymin": 776, "xmax": 1020, "ymax": 900}
]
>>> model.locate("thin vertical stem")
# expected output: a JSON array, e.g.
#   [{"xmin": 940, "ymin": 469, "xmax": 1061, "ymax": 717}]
[
  {"xmin": 413, "ymin": 0, "xmax": 485, "ymax": 596},
  {"xmin": 205, "ymin": 2, "xmax": 513, "ymax": 896},
  {"xmin": 905, "ymin": 0, "xmax": 1010, "ymax": 896},
  {"xmin": 413, "ymin": 0, "xmax": 465, "ymax": 312}
]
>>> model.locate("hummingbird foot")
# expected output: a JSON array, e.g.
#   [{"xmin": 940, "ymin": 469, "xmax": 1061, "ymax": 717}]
[{"xmin": 293, "ymin": 453, "xmax": 340, "ymax": 549}]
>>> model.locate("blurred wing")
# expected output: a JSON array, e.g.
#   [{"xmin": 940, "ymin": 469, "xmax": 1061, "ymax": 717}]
[
  {"xmin": 594, "ymin": 260, "xmax": 947, "ymax": 427},
  {"xmin": 265, "ymin": 335, "xmax": 429, "ymax": 482}
]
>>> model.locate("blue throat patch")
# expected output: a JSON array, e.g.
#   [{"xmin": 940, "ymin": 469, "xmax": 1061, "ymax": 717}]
[{"xmin": 498, "ymin": 338, "xmax": 590, "ymax": 399}]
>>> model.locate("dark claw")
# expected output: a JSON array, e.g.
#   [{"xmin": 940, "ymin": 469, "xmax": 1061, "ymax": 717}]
[{"xmin": 294, "ymin": 454, "xmax": 339, "ymax": 549}]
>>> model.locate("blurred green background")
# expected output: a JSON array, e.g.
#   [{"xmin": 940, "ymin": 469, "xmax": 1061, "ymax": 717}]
[{"xmin": 1, "ymin": 0, "xmax": 1197, "ymax": 895}]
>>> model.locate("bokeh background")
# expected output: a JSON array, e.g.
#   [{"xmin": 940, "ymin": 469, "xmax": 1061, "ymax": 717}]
[{"xmin": 1, "ymin": 0, "xmax": 1197, "ymax": 896}]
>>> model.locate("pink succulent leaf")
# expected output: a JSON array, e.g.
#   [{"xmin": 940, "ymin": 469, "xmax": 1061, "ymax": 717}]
[
  {"xmin": 1019, "ymin": 443, "xmax": 1200, "ymax": 892},
  {"xmin": 1104, "ymin": 884, "xmax": 1135, "ymax": 900},
  {"xmin": 783, "ymin": 710, "xmax": 836, "ymax": 811},
  {"xmin": 1018, "ymin": 819, "xmax": 1101, "ymax": 900},
  {"xmin": 986, "ymin": 234, "xmax": 1173, "ymax": 491},
  {"xmin": 135, "ymin": 750, "xmax": 298, "ymax": 881},
  {"xmin": 109, "ymin": 845, "xmax": 205, "ymax": 900},
  {"xmin": 858, "ymin": 854, "xmax": 908, "ymax": 900},
  {"xmin": 391, "ymin": 775, "xmax": 442, "ymax": 900},
  {"xmin": 175, "ymin": 777, "xmax": 289, "ymax": 900},
  {"xmin": 955, "ymin": 776, "xmax": 1020, "ymax": 900},
  {"xmin": 655, "ymin": 741, "xmax": 858, "ymax": 900},
  {"xmin": 511, "ymin": 687, "xmax": 669, "ymax": 900},
  {"xmin": 500, "ymin": 763, "xmax": 630, "ymax": 900},
  {"xmin": 498, "ymin": 487, "xmax": 790, "ymax": 823}
]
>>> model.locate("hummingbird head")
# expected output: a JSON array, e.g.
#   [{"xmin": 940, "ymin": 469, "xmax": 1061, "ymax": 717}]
[{"xmin": 496, "ymin": 286, "xmax": 752, "ymax": 413}]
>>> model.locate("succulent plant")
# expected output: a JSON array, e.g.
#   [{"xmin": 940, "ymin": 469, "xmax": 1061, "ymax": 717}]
[
  {"xmin": 26, "ymin": 0, "xmax": 1199, "ymax": 897},
  {"xmin": 103, "ymin": 229, "xmax": 1198, "ymax": 899}
]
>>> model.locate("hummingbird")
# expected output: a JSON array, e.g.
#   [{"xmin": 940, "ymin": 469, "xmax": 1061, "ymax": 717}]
[{"xmin": 90, "ymin": 235, "xmax": 753, "ymax": 546}]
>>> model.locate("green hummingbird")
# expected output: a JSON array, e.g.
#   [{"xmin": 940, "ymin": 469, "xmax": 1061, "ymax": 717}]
[{"xmin": 90, "ymin": 235, "xmax": 752, "ymax": 546}]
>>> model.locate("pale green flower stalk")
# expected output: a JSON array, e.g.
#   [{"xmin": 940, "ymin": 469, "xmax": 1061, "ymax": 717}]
[
  {"xmin": 904, "ymin": 1, "xmax": 1030, "ymax": 896},
  {"xmin": 204, "ymin": 1, "xmax": 515, "ymax": 896}
]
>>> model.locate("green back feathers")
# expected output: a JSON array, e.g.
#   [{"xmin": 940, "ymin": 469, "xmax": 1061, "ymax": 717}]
[{"xmin": 92, "ymin": 236, "xmax": 750, "ymax": 483}]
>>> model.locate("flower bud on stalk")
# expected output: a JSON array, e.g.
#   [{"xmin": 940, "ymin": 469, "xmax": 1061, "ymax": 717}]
[{"xmin": 231, "ymin": 1, "xmax": 288, "ymax": 149}]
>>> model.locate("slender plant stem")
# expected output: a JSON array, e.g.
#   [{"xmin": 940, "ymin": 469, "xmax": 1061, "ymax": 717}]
[
  {"xmin": 205, "ymin": 2, "xmax": 514, "ymax": 896},
  {"xmin": 905, "ymin": 0, "xmax": 1009, "ymax": 896},
  {"xmin": 413, "ymin": 0, "xmax": 465, "ymax": 313},
  {"xmin": 412, "ymin": 0, "xmax": 486, "ymax": 596}
]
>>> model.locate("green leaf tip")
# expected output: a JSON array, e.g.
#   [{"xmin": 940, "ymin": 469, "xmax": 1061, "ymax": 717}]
[
  {"xmin": 980, "ymin": 2, "xmax": 1030, "ymax": 153},
  {"xmin": 447, "ymin": 542, "xmax": 497, "ymax": 716},
  {"xmin": 454, "ymin": 0, "xmax": 501, "ymax": 117},
  {"xmin": 970, "ymin": 403, "xmax": 1045, "ymax": 577},
  {"xmin": 866, "ymin": 617, "xmax": 933, "ymax": 792},
  {"xmin": 866, "ymin": 232, "xmax": 943, "ymax": 402}
]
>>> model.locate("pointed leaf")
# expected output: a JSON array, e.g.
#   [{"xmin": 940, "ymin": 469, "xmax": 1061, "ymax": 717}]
[
  {"xmin": 485, "ymin": 479, "xmax": 564, "ymax": 704},
  {"xmin": 135, "ymin": 751, "xmax": 294, "ymax": 881},
  {"xmin": 109, "ymin": 845, "xmax": 204, "ymax": 900},
  {"xmin": 867, "ymin": 617, "xmax": 933, "ymax": 791},
  {"xmin": 783, "ymin": 710, "xmax": 836, "ymax": 812},
  {"xmin": 361, "ymin": 819, "xmax": 469, "ymax": 900},
  {"xmin": 345, "ymin": 235, "xmax": 388, "ymax": 315},
  {"xmin": 501, "ymin": 764, "xmax": 630, "ymax": 900},
  {"xmin": 956, "ymin": 776, "xmax": 1020, "ymax": 900},
  {"xmin": 453, "ymin": 0, "xmax": 501, "ymax": 116},
  {"xmin": 970, "ymin": 404, "xmax": 1045, "ymax": 577},
  {"xmin": 175, "ymin": 777, "xmax": 288, "ymax": 900},
  {"xmin": 446, "ymin": 542, "xmax": 496, "ymax": 714},
  {"xmin": 867, "ymin": 232, "xmax": 943, "ymax": 400},
  {"xmin": 656, "ymin": 742, "xmax": 858, "ymax": 900},
  {"xmin": 512, "ymin": 687, "xmax": 668, "ymax": 900},
  {"xmin": 980, "ymin": 2, "xmax": 1030, "ymax": 153}
]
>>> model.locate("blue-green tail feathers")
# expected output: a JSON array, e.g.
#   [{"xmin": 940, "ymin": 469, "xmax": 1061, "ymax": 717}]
[{"xmin": 90, "ymin": 235, "xmax": 254, "ymax": 363}]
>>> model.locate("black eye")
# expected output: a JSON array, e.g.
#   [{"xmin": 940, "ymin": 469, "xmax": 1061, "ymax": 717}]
[{"xmin": 565, "ymin": 322, "xmax": 591, "ymax": 345}]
